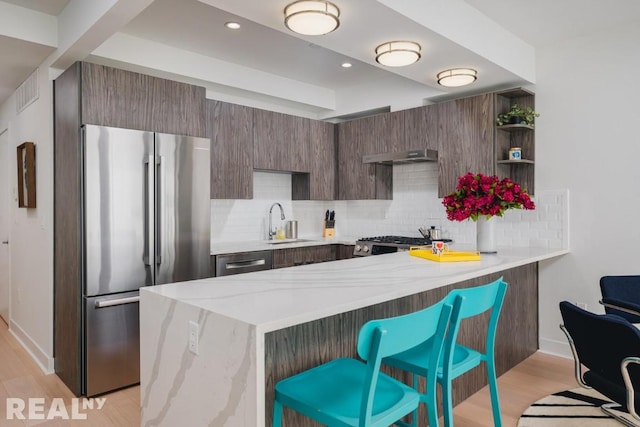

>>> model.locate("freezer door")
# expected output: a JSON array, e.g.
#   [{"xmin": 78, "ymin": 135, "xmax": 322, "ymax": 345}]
[
  {"xmin": 85, "ymin": 291, "xmax": 140, "ymax": 396},
  {"xmin": 155, "ymin": 133, "xmax": 211, "ymax": 284},
  {"xmin": 83, "ymin": 125, "xmax": 155, "ymax": 296}
]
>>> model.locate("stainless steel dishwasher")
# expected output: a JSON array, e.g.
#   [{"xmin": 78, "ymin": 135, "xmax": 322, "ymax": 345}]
[{"xmin": 214, "ymin": 250, "xmax": 273, "ymax": 276}]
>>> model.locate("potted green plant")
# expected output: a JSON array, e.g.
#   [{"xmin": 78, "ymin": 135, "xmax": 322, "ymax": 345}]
[{"xmin": 496, "ymin": 104, "xmax": 540, "ymax": 127}]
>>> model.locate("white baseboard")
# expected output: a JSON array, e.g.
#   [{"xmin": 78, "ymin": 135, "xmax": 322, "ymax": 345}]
[
  {"xmin": 9, "ymin": 319, "xmax": 55, "ymax": 374},
  {"xmin": 539, "ymin": 336, "xmax": 572, "ymax": 359}
]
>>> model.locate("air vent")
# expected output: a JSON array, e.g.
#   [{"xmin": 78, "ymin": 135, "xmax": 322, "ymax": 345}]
[{"xmin": 16, "ymin": 68, "xmax": 39, "ymax": 114}]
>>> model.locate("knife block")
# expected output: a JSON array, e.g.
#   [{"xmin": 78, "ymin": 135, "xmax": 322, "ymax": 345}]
[{"xmin": 323, "ymin": 220, "xmax": 335, "ymax": 238}]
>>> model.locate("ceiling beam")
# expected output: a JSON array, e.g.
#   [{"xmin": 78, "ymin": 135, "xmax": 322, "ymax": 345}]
[
  {"xmin": 0, "ymin": 2, "xmax": 57, "ymax": 47},
  {"xmin": 91, "ymin": 33, "xmax": 337, "ymax": 111},
  {"xmin": 378, "ymin": 0, "xmax": 536, "ymax": 83},
  {"xmin": 51, "ymin": 0, "xmax": 155, "ymax": 70}
]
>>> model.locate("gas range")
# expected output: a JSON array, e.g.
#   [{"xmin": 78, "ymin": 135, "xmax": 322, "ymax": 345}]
[{"xmin": 353, "ymin": 235, "xmax": 452, "ymax": 257}]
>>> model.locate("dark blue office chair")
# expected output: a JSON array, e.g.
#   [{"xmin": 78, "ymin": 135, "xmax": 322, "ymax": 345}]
[
  {"xmin": 600, "ymin": 275, "xmax": 640, "ymax": 323},
  {"xmin": 560, "ymin": 301, "xmax": 640, "ymax": 425}
]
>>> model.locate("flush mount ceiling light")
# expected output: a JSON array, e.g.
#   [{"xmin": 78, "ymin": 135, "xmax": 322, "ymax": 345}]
[
  {"xmin": 224, "ymin": 21, "xmax": 241, "ymax": 30},
  {"xmin": 284, "ymin": 0, "xmax": 340, "ymax": 36},
  {"xmin": 375, "ymin": 41, "xmax": 421, "ymax": 67},
  {"xmin": 437, "ymin": 68, "xmax": 478, "ymax": 87}
]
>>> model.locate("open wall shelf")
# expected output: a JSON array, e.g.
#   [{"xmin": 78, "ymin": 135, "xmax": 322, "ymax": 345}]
[{"xmin": 494, "ymin": 88, "xmax": 536, "ymax": 194}]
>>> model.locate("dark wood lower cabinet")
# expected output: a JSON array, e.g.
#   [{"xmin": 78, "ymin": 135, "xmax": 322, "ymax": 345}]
[
  {"xmin": 272, "ymin": 246, "xmax": 336, "ymax": 269},
  {"xmin": 272, "ymin": 244, "xmax": 356, "ymax": 268},
  {"xmin": 335, "ymin": 244, "xmax": 355, "ymax": 260},
  {"xmin": 264, "ymin": 263, "xmax": 538, "ymax": 426}
]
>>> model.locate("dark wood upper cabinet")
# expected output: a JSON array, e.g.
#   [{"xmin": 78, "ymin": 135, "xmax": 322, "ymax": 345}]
[
  {"xmin": 81, "ymin": 62, "xmax": 206, "ymax": 137},
  {"xmin": 293, "ymin": 120, "xmax": 336, "ymax": 200},
  {"xmin": 337, "ymin": 117, "xmax": 376, "ymax": 200},
  {"xmin": 253, "ymin": 109, "xmax": 310, "ymax": 173},
  {"xmin": 207, "ymin": 100, "xmax": 254, "ymax": 199},
  {"xmin": 403, "ymin": 104, "xmax": 439, "ymax": 152},
  {"xmin": 437, "ymin": 89, "xmax": 536, "ymax": 197},
  {"xmin": 437, "ymin": 93, "xmax": 495, "ymax": 197},
  {"xmin": 337, "ymin": 112, "xmax": 403, "ymax": 200}
]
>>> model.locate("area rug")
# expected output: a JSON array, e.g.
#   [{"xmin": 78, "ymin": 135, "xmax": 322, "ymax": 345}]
[{"xmin": 517, "ymin": 387, "xmax": 637, "ymax": 427}]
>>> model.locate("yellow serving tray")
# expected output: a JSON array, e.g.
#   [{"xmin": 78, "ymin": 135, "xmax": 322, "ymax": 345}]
[{"xmin": 409, "ymin": 246, "xmax": 481, "ymax": 262}]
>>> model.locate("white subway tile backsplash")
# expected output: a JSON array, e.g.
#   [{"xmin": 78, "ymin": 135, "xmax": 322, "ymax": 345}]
[{"xmin": 211, "ymin": 165, "xmax": 569, "ymax": 250}]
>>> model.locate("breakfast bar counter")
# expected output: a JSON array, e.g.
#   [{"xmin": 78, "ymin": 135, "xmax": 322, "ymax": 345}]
[{"xmin": 140, "ymin": 246, "xmax": 567, "ymax": 427}]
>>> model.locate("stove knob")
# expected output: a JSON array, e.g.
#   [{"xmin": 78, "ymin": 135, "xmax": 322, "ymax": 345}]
[
  {"xmin": 363, "ymin": 245, "xmax": 370, "ymax": 253},
  {"xmin": 355, "ymin": 245, "xmax": 361, "ymax": 252}
]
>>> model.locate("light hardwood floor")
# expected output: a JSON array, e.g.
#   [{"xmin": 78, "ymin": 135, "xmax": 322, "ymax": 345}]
[{"xmin": 0, "ymin": 320, "xmax": 576, "ymax": 426}]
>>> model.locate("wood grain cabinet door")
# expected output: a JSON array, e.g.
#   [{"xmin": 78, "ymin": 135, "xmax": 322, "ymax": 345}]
[
  {"xmin": 293, "ymin": 120, "xmax": 336, "ymax": 200},
  {"xmin": 207, "ymin": 100, "xmax": 254, "ymax": 199},
  {"xmin": 81, "ymin": 62, "xmax": 206, "ymax": 137},
  {"xmin": 403, "ymin": 104, "xmax": 438, "ymax": 152},
  {"xmin": 272, "ymin": 246, "xmax": 336, "ymax": 269},
  {"xmin": 253, "ymin": 109, "xmax": 310, "ymax": 172},
  {"xmin": 337, "ymin": 118, "xmax": 374, "ymax": 200},
  {"xmin": 437, "ymin": 93, "xmax": 495, "ymax": 197},
  {"xmin": 337, "ymin": 112, "xmax": 402, "ymax": 200}
]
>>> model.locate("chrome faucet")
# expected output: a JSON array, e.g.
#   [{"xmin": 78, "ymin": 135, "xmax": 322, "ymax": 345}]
[{"xmin": 268, "ymin": 202, "xmax": 286, "ymax": 240}]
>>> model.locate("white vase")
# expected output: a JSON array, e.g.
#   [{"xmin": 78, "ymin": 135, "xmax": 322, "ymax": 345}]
[{"xmin": 476, "ymin": 216, "xmax": 497, "ymax": 253}]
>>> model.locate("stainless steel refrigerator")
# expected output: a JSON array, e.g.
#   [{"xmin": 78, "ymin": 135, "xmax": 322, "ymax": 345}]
[{"xmin": 82, "ymin": 124, "xmax": 210, "ymax": 396}]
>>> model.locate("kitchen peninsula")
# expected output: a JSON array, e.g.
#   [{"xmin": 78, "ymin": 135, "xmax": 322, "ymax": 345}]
[{"xmin": 140, "ymin": 246, "xmax": 567, "ymax": 427}]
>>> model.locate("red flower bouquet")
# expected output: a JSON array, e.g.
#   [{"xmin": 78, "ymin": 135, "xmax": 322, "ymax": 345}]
[{"xmin": 443, "ymin": 173, "xmax": 535, "ymax": 221}]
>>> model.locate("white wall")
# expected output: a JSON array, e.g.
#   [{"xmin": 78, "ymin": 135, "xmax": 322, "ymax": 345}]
[
  {"xmin": 211, "ymin": 163, "xmax": 568, "ymax": 251},
  {"xmin": 536, "ymin": 22, "xmax": 640, "ymax": 356},
  {"xmin": 0, "ymin": 67, "xmax": 55, "ymax": 372}
]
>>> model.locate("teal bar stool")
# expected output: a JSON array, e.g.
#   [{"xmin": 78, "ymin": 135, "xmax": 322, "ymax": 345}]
[
  {"xmin": 383, "ymin": 278, "xmax": 508, "ymax": 427},
  {"xmin": 272, "ymin": 296, "xmax": 462, "ymax": 427}
]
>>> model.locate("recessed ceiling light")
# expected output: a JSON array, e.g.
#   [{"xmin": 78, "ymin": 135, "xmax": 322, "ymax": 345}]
[
  {"xmin": 375, "ymin": 41, "xmax": 421, "ymax": 67},
  {"xmin": 341, "ymin": 62, "xmax": 352, "ymax": 68},
  {"xmin": 437, "ymin": 68, "xmax": 478, "ymax": 87},
  {"xmin": 225, "ymin": 21, "xmax": 241, "ymax": 30}
]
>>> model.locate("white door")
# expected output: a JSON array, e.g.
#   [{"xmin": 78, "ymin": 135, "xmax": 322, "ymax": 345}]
[{"xmin": 0, "ymin": 129, "xmax": 9, "ymax": 324}]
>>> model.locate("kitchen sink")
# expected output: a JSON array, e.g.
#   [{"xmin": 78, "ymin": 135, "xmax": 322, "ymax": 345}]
[{"xmin": 266, "ymin": 239, "xmax": 315, "ymax": 245}]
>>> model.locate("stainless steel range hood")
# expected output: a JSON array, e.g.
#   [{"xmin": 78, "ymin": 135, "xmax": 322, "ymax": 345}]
[{"xmin": 363, "ymin": 149, "xmax": 438, "ymax": 165}]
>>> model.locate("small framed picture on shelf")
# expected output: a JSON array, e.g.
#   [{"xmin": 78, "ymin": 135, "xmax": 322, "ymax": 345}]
[{"xmin": 17, "ymin": 142, "xmax": 36, "ymax": 208}]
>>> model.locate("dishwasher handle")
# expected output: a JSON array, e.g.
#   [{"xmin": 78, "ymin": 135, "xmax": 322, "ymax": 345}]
[
  {"xmin": 215, "ymin": 250, "xmax": 273, "ymax": 276},
  {"xmin": 226, "ymin": 259, "xmax": 266, "ymax": 270},
  {"xmin": 95, "ymin": 295, "xmax": 140, "ymax": 308}
]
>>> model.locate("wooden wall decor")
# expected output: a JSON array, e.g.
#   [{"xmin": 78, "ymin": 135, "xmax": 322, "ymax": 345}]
[{"xmin": 17, "ymin": 142, "xmax": 36, "ymax": 208}]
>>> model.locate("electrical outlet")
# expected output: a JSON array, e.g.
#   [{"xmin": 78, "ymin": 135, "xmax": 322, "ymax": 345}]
[
  {"xmin": 188, "ymin": 321, "xmax": 199, "ymax": 355},
  {"xmin": 576, "ymin": 302, "xmax": 587, "ymax": 310}
]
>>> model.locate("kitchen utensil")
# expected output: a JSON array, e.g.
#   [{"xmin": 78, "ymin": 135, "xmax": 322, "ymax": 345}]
[
  {"xmin": 329, "ymin": 210, "xmax": 335, "ymax": 221},
  {"xmin": 285, "ymin": 220, "xmax": 298, "ymax": 239},
  {"xmin": 428, "ymin": 226, "xmax": 441, "ymax": 240},
  {"xmin": 418, "ymin": 227, "xmax": 429, "ymax": 238}
]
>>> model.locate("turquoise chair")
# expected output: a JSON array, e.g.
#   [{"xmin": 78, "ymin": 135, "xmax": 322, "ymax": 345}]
[
  {"xmin": 272, "ymin": 296, "xmax": 463, "ymax": 427},
  {"xmin": 383, "ymin": 278, "xmax": 508, "ymax": 427}
]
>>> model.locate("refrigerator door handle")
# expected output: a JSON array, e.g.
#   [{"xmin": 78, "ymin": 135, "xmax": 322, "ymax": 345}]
[
  {"xmin": 144, "ymin": 156, "xmax": 155, "ymax": 268},
  {"xmin": 156, "ymin": 156, "xmax": 163, "ymax": 265},
  {"xmin": 95, "ymin": 295, "xmax": 140, "ymax": 308}
]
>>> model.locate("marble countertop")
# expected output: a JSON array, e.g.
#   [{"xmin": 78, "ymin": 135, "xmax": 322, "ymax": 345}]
[
  {"xmin": 144, "ymin": 246, "xmax": 568, "ymax": 333},
  {"xmin": 210, "ymin": 236, "xmax": 359, "ymax": 255}
]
